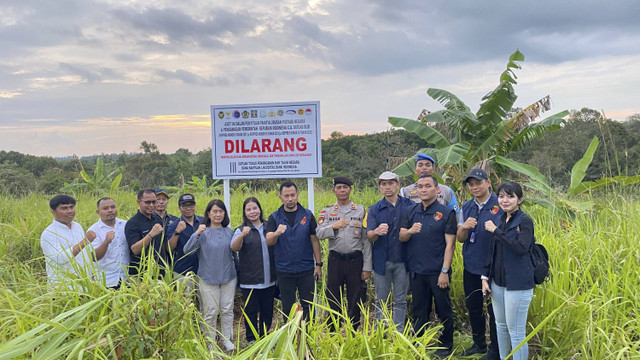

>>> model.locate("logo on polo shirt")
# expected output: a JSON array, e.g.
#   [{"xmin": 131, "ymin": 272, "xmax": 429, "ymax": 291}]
[
  {"xmin": 491, "ymin": 205, "xmax": 499, "ymax": 215},
  {"xmin": 434, "ymin": 212, "xmax": 443, "ymax": 221},
  {"xmin": 300, "ymin": 216, "xmax": 307, "ymax": 225}
]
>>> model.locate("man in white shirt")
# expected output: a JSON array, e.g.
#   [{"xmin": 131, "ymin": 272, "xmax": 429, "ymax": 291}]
[
  {"xmin": 40, "ymin": 194, "xmax": 96, "ymax": 286},
  {"xmin": 87, "ymin": 197, "xmax": 130, "ymax": 289}
]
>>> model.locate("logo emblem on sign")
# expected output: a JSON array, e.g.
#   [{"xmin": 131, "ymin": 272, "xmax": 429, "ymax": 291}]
[
  {"xmin": 305, "ymin": 108, "xmax": 312, "ymax": 115},
  {"xmin": 260, "ymin": 110, "xmax": 267, "ymax": 118},
  {"xmin": 277, "ymin": 109, "xmax": 284, "ymax": 116},
  {"xmin": 298, "ymin": 108, "xmax": 304, "ymax": 115},
  {"xmin": 251, "ymin": 110, "xmax": 258, "ymax": 118},
  {"xmin": 491, "ymin": 205, "xmax": 499, "ymax": 215},
  {"xmin": 217, "ymin": 111, "xmax": 224, "ymax": 119},
  {"xmin": 242, "ymin": 111, "xmax": 249, "ymax": 118},
  {"xmin": 233, "ymin": 110, "xmax": 240, "ymax": 119},
  {"xmin": 434, "ymin": 212, "xmax": 443, "ymax": 221},
  {"xmin": 286, "ymin": 109, "xmax": 296, "ymax": 115}
]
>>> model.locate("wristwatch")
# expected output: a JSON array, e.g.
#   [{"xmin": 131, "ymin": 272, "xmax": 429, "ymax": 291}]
[
  {"xmin": 441, "ymin": 267, "xmax": 449, "ymax": 274},
  {"xmin": 316, "ymin": 262, "xmax": 323, "ymax": 267}
]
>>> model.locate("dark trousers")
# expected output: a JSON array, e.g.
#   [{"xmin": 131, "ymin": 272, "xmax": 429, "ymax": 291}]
[
  {"xmin": 241, "ymin": 286, "xmax": 276, "ymax": 342},
  {"xmin": 326, "ymin": 251, "xmax": 365, "ymax": 330},
  {"xmin": 410, "ymin": 273, "xmax": 453, "ymax": 350},
  {"xmin": 464, "ymin": 269, "xmax": 498, "ymax": 349},
  {"xmin": 276, "ymin": 269, "xmax": 315, "ymax": 321}
]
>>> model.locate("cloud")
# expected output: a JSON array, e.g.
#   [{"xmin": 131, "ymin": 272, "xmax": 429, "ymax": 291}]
[{"xmin": 155, "ymin": 69, "xmax": 230, "ymax": 86}]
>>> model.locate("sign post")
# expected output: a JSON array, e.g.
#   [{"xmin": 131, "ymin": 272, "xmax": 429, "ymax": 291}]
[{"xmin": 211, "ymin": 101, "xmax": 322, "ymax": 212}]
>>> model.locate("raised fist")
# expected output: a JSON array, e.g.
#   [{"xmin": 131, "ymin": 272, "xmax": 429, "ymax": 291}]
[
  {"xmin": 175, "ymin": 221, "xmax": 187, "ymax": 234},
  {"xmin": 85, "ymin": 230, "xmax": 97, "ymax": 242},
  {"xmin": 332, "ymin": 218, "xmax": 349, "ymax": 230},
  {"xmin": 376, "ymin": 223, "xmax": 389, "ymax": 236},
  {"xmin": 196, "ymin": 224, "xmax": 207, "ymax": 235},
  {"xmin": 150, "ymin": 223, "xmax": 164, "ymax": 237},
  {"xmin": 410, "ymin": 222, "xmax": 422, "ymax": 234},
  {"xmin": 241, "ymin": 226, "xmax": 251, "ymax": 236},
  {"xmin": 276, "ymin": 224, "xmax": 287, "ymax": 235},
  {"xmin": 105, "ymin": 230, "xmax": 115, "ymax": 243}
]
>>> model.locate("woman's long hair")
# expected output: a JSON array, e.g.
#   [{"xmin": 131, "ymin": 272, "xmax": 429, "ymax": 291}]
[
  {"xmin": 241, "ymin": 197, "xmax": 265, "ymax": 226},
  {"xmin": 203, "ymin": 199, "xmax": 230, "ymax": 227}
]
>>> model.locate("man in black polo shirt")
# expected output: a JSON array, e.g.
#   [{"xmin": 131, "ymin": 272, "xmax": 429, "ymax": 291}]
[
  {"xmin": 400, "ymin": 174, "xmax": 457, "ymax": 358},
  {"xmin": 125, "ymin": 188, "xmax": 165, "ymax": 276},
  {"xmin": 265, "ymin": 181, "xmax": 322, "ymax": 321}
]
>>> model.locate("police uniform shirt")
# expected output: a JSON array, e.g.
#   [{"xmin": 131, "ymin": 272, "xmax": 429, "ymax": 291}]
[{"xmin": 316, "ymin": 201, "xmax": 372, "ymax": 272}]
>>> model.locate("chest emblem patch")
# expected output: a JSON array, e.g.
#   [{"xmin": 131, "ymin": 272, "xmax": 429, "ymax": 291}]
[
  {"xmin": 434, "ymin": 212, "xmax": 442, "ymax": 221},
  {"xmin": 491, "ymin": 205, "xmax": 499, "ymax": 215},
  {"xmin": 329, "ymin": 212, "xmax": 338, "ymax": 217},
  {"xmin": 300, "ymin": 217, "xmax": 307, "ymax": 225}
]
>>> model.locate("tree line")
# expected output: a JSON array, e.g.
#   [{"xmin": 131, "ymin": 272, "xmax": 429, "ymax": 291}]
[{"xmin": 1, "ymin": 108, "xmax": 639, "ymax": 195}]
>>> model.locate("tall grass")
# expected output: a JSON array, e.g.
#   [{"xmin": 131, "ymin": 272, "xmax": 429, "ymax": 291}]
[{"xmin": 1, "ymin": 189, "xmax": 639, "ymax": 358}]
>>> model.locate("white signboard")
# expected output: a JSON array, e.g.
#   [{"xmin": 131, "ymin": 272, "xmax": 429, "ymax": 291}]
[{"xmin": 211, "ymin": 101, "xmax": 322, "ymax": 179}]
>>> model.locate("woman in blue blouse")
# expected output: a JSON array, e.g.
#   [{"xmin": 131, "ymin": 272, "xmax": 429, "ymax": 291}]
[
  {"xmin": 184, "ymin": 199, "xmax": 237, "ymax": 351},
  {"xmin": 482, "ymin": 182, "xmax": 535, "ymax": 360}
]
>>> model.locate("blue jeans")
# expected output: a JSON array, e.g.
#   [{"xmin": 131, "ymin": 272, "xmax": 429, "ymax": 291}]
[
  {"xmin": 491, "ymin": 281, "xmax": 533, "ymax": 360},
  {"xmin": 373, "ymin": 261, "xmax": 409, "ymax": 331}
]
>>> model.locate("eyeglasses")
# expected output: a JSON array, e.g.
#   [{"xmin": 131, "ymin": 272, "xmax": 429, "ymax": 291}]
[{"xmin": 142, "ymin": 200, "xmax": 157, "ymax": 205}]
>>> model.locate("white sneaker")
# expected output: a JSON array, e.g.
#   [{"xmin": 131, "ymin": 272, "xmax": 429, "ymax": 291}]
[{"xmin": 223, "ymin": 341, "xmax": 235, "ymax": 351}]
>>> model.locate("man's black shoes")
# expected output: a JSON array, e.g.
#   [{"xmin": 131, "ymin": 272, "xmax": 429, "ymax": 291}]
[{"xmin": 462, "ymin": 343, "xmax": 487, "ymax": 356}]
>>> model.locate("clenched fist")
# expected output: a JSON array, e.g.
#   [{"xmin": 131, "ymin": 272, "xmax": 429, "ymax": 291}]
[
  {"xmin": 375, "ymin": 223, "xmax": 389, "ymax": 236},
  {"xmin": 332, "ymin": 218, "xmax": 349, "ymax": 230},
  {"xmin": 241, "ymin": 226, "xmax": 251, "ymax": 236},
  {"xmin": 85, "ymin": 230, "xmax": 97, "ymax": 242},
  {"xmin": 175, "ymin": 221, "xmax": 187, "ymax": 234},
  {"xmin": 196, "ymin": 224, "xmax": 207, "ymax": 235},
  {"xmin": 409, "ymin": 222, "xmax": 422, "ymax": 234},
  {"xmin": 105, "ymin": 230, "xmax": 115, "ymax": 244},
  {"xmin": 276, "ymin": 224, "xmax": 287, "ymax": 235},
  {"xmin": 461, "ymin": 217, "xmax": 477, "ymax": 230},
  {"xmin": 150, "ymin": 223, "xmax": 164, "ymax": 237}
]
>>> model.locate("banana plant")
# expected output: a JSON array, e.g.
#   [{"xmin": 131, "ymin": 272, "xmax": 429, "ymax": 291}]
[
  {"xmin": 388, "ymin": 50, "xmax": 568, "ymax": 185},
  {"xmin": 61, "ymin": 158, "xmax": 122, "ymax": 195},
  {"xmin": 496, "ymin": 136, "xmax": 640, "ymax": 212}
]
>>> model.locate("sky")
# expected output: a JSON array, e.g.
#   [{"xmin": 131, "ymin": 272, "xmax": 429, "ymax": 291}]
[{"xmin": 1, "ymin": 0, "xmax": 639, "ymax": 157}]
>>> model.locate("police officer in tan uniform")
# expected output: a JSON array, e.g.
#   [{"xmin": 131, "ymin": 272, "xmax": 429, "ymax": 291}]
[{"xmin": 316, "ymin": 176, "xmax": 372, "ymax": 330}]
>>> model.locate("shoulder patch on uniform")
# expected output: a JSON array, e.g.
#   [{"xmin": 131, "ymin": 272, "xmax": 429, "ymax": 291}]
[{"xmin": 318, "ymin": 215, "xmax": 325, "ymax": 224}]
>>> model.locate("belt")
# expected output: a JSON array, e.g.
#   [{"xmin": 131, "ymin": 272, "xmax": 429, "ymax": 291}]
[{"xmin": 329, "ymin": 250, "xmax": 363, "ymax": 261}]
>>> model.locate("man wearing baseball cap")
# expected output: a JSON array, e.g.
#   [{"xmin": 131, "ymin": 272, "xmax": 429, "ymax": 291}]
[
  {"xmin": 400, "ymin": 154, "xmax": 463, "ymax": 225},
  {"xmin": 166, "ymin": 194, "xmax": 203, "ymax": 291},
  {"xmin": 316, "ymin": 176, "xmax": 371, "ymax": 330},
  {"xmin": 457, "ymin": 168, "xmax": 502, "ymax": 359},
  {"xmin": 366, "ymin": 171, "xmax": 413, "ymax": 331},
  {"xmin": 155, "ymin": 188, "xmax": 178, "ymax": 231}
]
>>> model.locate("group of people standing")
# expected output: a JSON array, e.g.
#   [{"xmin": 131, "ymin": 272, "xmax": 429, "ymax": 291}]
[{"xmin": 40, "ymin": 153, "xmax": 537, "ymax": 359}]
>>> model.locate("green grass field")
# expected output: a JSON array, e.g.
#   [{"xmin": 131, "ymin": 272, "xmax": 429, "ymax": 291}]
[{"xmin": 0, "ymin": 189, "xmax": 639, "ymax": 359}]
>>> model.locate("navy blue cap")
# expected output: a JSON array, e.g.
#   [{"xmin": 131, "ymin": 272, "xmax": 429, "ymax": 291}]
[
  {"xmin": 464, "ymin": 168, "xmax": 489, "ymax": 183},
  {"xmin": 415, "ymin": 153, "xmax": 436, "ymax": 166},
  {"xmin": 155, "ymin": 189, "xmax": 170, "ymax": 198}
]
